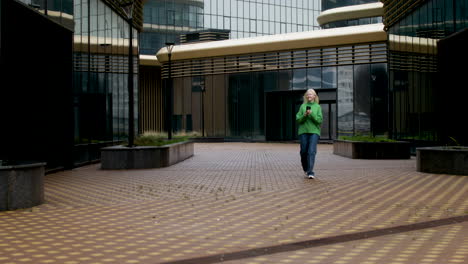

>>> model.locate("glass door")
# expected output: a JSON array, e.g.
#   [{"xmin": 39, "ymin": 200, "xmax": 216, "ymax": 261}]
[{"xmin": 320, "ymin": 102, "xmax": 336, "ymax": 140}]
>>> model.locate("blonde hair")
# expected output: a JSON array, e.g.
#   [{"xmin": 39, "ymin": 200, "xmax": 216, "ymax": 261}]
[{"xmin": 303, "ymin": 89, "xmax": 319, "ymax": 104}]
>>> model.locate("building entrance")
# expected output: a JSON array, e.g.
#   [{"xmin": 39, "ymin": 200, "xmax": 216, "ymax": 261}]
[{"xmin": 265, "ymin": 92, "xmax": 336, "ymax": 141}]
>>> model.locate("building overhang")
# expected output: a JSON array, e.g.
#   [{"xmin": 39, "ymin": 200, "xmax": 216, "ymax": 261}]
[
  {"xmin": 156, "ymin": 23, "xmax": 387, "ymax": 62},
  {"xmin": 139, "ymin": 55, "xmax": 161, "ymax": 66},
  {"xmin": 389, "ymin": 34, "xmax": 438, "ymax": 54},
  {"xmin": 73, "ymin": 35, "xmax": 138, "ymax": 55},
  {"xmin": 317, "ymin": 2, "xmax": 384, "ymax": 26}
]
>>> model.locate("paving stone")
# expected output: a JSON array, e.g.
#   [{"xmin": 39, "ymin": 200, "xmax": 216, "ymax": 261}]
[{"xmin": 0, "ymin": 143, "xmax": 466, "ymax": 264}]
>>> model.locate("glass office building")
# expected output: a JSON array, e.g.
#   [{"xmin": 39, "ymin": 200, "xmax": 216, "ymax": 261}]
[
  {"xmin": 4, "ymin": 0, "xmax": 467, "ymax": 170},
  {"xmin": 72, "ymin": 0, "xmax": 141, "ymax": 165},
  {"xmin": 140, "ymin": 0, "xmax": 322, "ymax": 55},
  {"xmin": 382, "ymin": 0, "xmax": 468, "ymax": 146},
  {"xmin": 156, "ymin": 22, "xmax": 388, "ymax": 141},
  {"xmin": 153, "ymin": 0, "xmax": 468, "ymax": 147},
  {"xmin": 149, "ymin": 0, "xmax": 389, "ymax": 142},
  {"xmin": 139, "ymin": 0, "xmax": 324, "ymax": 135},
  {"xmin": 1, "ymin": 0, "xmax": 74, "ymax": 169},
  {"xmin": 1, "ymin": 0, "xmax": 142, "ymax": 170}
]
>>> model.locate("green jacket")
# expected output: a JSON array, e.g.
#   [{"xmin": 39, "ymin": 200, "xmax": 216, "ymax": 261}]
[{"xmin": 296, "ymin": 102, "xmax": 323, "ymax": 136}]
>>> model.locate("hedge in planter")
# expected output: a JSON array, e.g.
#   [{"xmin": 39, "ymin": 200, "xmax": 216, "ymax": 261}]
[{"xmin": 101, "ymin": 132, "xmax": 198, "ymax": 170}]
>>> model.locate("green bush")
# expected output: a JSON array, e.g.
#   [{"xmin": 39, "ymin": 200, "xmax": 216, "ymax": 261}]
[{"xmin": 134, "ymin": 131, "xmax": 200, "ymax": 146}]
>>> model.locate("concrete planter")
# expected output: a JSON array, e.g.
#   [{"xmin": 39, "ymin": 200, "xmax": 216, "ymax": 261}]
[
  {"xmin": 100, "ymin": 141, "xmax": 194, "ymax": 169},
  {"xmin": 0, "ymin": 162, "xmax": 45, "ymax": 211},
  {"xmin": 417, "ymin": 146, "xmax": 468, "ymax": 175},
  {"xmin": 333, "ymin": 140, "xmax": 411, "ymax": 159}
]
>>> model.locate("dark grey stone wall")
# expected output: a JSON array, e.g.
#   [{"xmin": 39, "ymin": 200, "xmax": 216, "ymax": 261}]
[
  {"xmin": 417, "ymin": 147, "xmax": 468, "ymax": 175},
  {"xmin": 0, "ymin": 163, "xmax": 45, "ymax": 210},
  {"xmin": 333, "ymin": 140, "xmax": 410, "ymax": 159}
]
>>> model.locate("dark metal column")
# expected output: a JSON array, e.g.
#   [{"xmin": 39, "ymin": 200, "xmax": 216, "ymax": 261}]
[
  {"xmin": 165, "ymin": 42, "xmax": 174, "ymax": 140},
  {"xmin": 128, "ymin": 17, "xmax": 134, "ymax": 147}
]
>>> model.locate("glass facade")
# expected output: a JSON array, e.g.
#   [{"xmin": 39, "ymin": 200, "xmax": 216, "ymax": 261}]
[
  {"xmin": 17, "ymin": 0, "xmax": 74, "ymax": 29},
  {"xmin": 388, "ymin": 0, "xmax": 468, "ymax": 38},
  {"xmin": 1, "ymin": 0, "xmax": 74, "ymax": 169},
  {"xmin": 386, "ymin": 0, "xmax": 468, "ymax": 145},
  {"xmin": 141, "ymin": 0, "xmax": 204, "ymax": 54},
  {"xmin": 167, "ymin": 43, "xmax": 388, "ymax": 141},
  {"xmin": 1, "ymin": 0, "xmax": 142, "ymax": 169},
  {"xmin": 321, "ymin": 16, "xmax": 382, "ymax": 29},
  {"xmin": 322, "ymin": 0, "xmax": 378, "ymax": 12},
  {"xmin": 141, "ymin": 0, "xmax": 322, "ymax": 55},
  {"xmin": 73, "ymin": 0, "xmax": 139, "ymax": 165}
]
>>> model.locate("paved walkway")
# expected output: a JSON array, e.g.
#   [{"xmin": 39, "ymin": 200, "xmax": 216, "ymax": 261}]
[{"xmin": 1, "ymin": 143, "xmax": 467, "ymax": 264}]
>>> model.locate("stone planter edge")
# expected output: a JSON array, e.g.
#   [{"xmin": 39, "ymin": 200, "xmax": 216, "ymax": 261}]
[
  {"xmin": 0, "ymin": 162, "xmax": 46, "ymax": 211},
  {"xmin": 333, "ymin": 139, "xmax": 411, "ymax": 159},
  {"xmin": 100, "ymin": 140, "xmax": 194, "ymax": 169},
  {"xmin": 416, "ymin": 146, "xmax": 468, "ymax": 175}
]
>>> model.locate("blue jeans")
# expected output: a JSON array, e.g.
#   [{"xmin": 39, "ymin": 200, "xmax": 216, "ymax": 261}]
[{"xmin": 300, "ymin": 133, "xmax": 319, "ymax": 176}]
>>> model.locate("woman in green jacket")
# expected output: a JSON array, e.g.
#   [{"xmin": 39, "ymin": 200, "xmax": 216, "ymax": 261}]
[{"xmin": 296, "ymin": 89, "xmax": 323, "ymax": 179}]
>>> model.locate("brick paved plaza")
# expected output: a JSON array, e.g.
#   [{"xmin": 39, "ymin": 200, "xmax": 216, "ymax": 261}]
[{"xmin": 1, "ymin": 143, "xmax": 467, "ymax": 264}]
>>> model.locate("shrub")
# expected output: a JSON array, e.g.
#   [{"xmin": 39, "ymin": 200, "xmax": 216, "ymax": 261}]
[{"xmin": 134, "ymin": 131, "xmax": 200, "ymax": 146}]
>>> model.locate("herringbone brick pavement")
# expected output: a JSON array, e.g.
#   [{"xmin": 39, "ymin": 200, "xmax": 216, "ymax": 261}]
[{"xmin": 0, "ymin": 143, "xmax": 467, "ymax": 264}]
